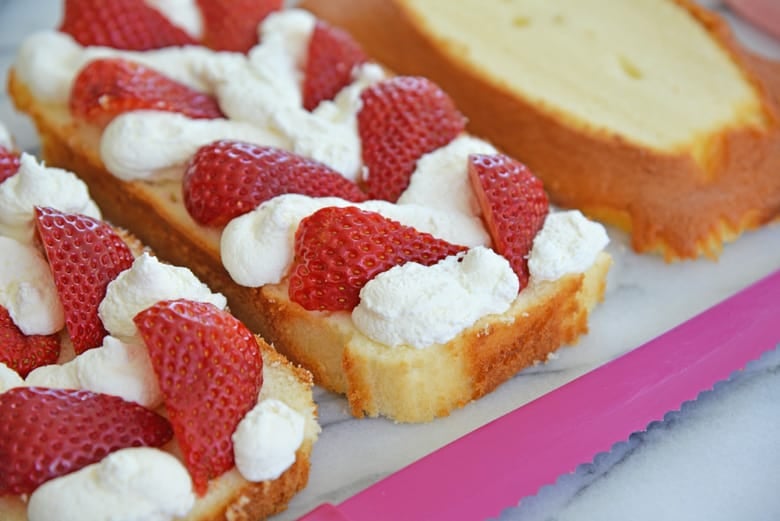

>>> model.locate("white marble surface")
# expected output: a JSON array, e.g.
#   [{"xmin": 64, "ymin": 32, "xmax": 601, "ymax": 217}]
[{"xmin": 0, "ymin": 1, "xmax": 779, "ymax": 520}]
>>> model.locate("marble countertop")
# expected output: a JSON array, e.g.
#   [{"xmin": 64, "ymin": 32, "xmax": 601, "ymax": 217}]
[{"xmin": 1, "ymin": 1, "xmax": 779, "ymax": 520}]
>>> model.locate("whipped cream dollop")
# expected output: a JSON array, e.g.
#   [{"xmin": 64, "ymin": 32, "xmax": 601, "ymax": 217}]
[
  {"xmin": 27, "ymin": 447, "xmax": 195, "ymax": 521},
  {"xmin": 15, "ymin": 31, "xmax": 221, "ymax": 103},
  {"xmin": 101, "ymin": 111, "xmax": 289, "ymax": 181},
  {"xmin": 528, "ymin": 210, "xmax": 609, "ymax": 281},
  {"xmin": 0, "ymin": 121, "xmax": 12, "ymax": 149},
  {"xmin": 99, "ymin": 252, "xmax": 227, "ymax": 342},
  {"xmin": 221, "ymin": 193, "xmax": 490, "ymax": 287},
  {"xmin": 0, "ymin": 236, "xmax": 64, "ymax": 335},
  {"xmin": 145, "ymin": 0, "xmax": 203, "ymax": 38},
  {"xmin": 212, "ymin": 10, "xmax": 383, "ymax": 179},
  {"xmin": 103, "ymin": 10, "xmax": 380, "ymax": 182},
  {"xmin": 26, "ymin": 336, "xmax": 162, "ymax": 408},
  {"xmin": 233, "ymin": 398, "xmax": 305, "ymax": 481},
  {"xmin": 270, "ymin": 62, "xmax": 385, "ymax": 182},
  {"xmin": 0, "ymin": 363, "xmax": 24, "ymax": 393},
  {"xmin": 17, "ymin": 25, "xmax": 262, "ymax": 101},
  {"xmin": 0, "ymin": 153, "xmax": 101, "ymax": 244},
  {"xmin": 353, "ymin": 247, "xmax": 519, "ymax": 348},
  {"xmin": 25, "ymin": 360, "xmax": 79, "ymax": 390},
  {"xmin": 398, "ymin": 135, "xmax": 498, "ymax": 217},
  {"xmin": 216, "ymin": 8, "xmax": 313, "ymax": 119},
  {"xmin": 16, "ymin": 10, "xmax": 381, "ymax": 182}
]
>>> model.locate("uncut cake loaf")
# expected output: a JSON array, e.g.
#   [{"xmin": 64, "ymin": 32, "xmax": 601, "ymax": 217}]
[
  {"xmin": 8, "ymin": 2, "xmax": 611, "ymax": 422},
  {"xmin": 302, "ymin": 0, "xmax": 780, "ymax": 260},
  {"xmin": 0, "ymin": 124, "xmax": 319, "ymax": 521}
]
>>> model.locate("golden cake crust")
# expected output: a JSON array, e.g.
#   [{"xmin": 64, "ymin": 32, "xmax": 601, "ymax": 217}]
[
  {"xmin": 8, "ymin": 58, "xmax": 611, "ymax": 422},
  {"xmin": 300, "ymin": 0, "xmax": 780, "ymax": 260}
]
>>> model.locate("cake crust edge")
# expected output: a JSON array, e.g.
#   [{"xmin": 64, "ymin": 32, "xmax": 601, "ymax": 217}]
[{"xmin": 8, "ymin": 68, "xmax": 611, "ymax": 423}]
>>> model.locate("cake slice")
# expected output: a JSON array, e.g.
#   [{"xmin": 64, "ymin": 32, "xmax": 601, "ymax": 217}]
[
  {"xmin": 301, "ymin": 0, "xmax": 780, "ymax": 260},
  {"xmin": 0, "ymin": 127, "xmax": 319, "ymax": 521},
  {"xmin": 7, "ymin": 4, "xmax": 611, "ymax": 422}
]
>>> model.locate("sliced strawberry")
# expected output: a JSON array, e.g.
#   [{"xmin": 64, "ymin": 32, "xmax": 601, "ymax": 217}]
[
  {"xmin": 197, "ymin": 0, "xmax": 283, "ymax": 52},
  {"xmin": 468, "ymin": 153, "xmax": 549, "ymax": 289},
  {"xmin": 0, "ymin": 306, "xmax": 60, "ymax": 379},
  {"xmin": 134, "ymin": 299, "xmax": 263, "ymax": 495},
  {"xmin": 34, "ymin": 207, "xmax": 135, "ymax": 355},
  {"xmin": 183, "ymin": 140, "xmax": 368, "ymax": 227},
  {"xmin": 0, "ymin": 387, "xmax": 172, "ymax": 495},
  {"xmin": 70, "ymin": 58, "xmax": 224, "ymax": 129},
  {"xmin": 0, "ymin": 146, "xmax": 20, "ymax": 184},
  {"xmin": 303, "ymin": 20, "xmax": 367, "ymax": 111},
  {"xmin": 289, "ymin": 206, "xmax": 467, "ymax": 311},
  {"xmin": 59, "ymin": 0, "xmax": 197, "ymax": 51},
  {"xmin": 358, "ymin": 76, "xmax": 466, "ymax": 202}
]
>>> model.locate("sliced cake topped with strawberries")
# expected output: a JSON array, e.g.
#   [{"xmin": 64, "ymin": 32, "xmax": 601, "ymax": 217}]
[
  {"xmin": 0, "ymin": 122, "xmax": 319, "ymax": 521},
  {"xmin": 8, "ymin": 2, "xmax": 612, "ymax": 423}
]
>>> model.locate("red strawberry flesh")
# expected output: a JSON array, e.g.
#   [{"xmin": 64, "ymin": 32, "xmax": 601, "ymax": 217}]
[
  {"xmin": 134, "ymin": 299, "xmax": 263, "ymax": 495},
  {"xmin": 468, "ymin": 153, "xmax": 549, "ymax": 289},
  {"xmin": 70, "ymin": 57, "xmax": 224, "ymax": 129},
  {"xmin": 0, "ymin": 306, "xmax": 60, "ymax": 378},
  {"xmin": 0, "ymin": 146, "xmax": 20, "ymax": 184},
  {"xmin": 183, "ymin": 140, "xmax": 368, "ymax": 227},
  {"xmin": 197, "ymin": 0, "xmax": 283, "ymax": 52},
  {"xmin": 34, "ymin": 207, "xmax": 135, "ymax": 355},
  {"xmin": 303, "ymin": 20, "xmax": 367, "ymax": 111},
  {"xmin": 289, "ymin": 206, "xmax": 467, "ymax": 311},
  {"xmin": 358, "ymin": 76, "xmax": 466, "ymax": 202},
  {"xmin": 0, "ymin": 387, "xmax": 172, "ymax": 495},
  {"xmin": 59, "ymin": 0, "xmax": 197, "ymax": 50}
]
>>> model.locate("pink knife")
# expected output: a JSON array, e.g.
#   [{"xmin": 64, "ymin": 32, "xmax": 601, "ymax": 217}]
[{"xmin": 298, "ymin": 267, "xmax": 780, "ymax": 521}]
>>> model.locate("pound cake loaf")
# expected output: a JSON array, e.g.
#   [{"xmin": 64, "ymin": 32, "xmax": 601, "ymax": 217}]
[
  {"xmin": 301, "ymin": 0, "xmax": 780, "ymax": 260},
  {"xmin": 8, "ymin": 2, "xmax": 611, "ymax": 422},
  {"xmin": 0, "ymin": 124, "xmax": 319, "ymax": 521}
]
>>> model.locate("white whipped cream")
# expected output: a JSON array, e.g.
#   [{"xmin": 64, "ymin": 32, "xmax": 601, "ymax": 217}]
[
  {"xmin": 24, "ymin": 361, "xmax": 79, "ymax": 390},
  {"xmin": 398, "ymin": 135, "xmax": 497, "ymax": 217},
  {"xmin": 0, "ymin": 153, "xmax": 101, "ymax": 244},
  {"xmin": 14, "ymin": 31, "xmax": 86, "ymax": 102},
  {"xmin": 220, "ymin": 193, "xmax": 490, "ymax": 287},
  {"xmin": 185, "ymin": 10, "xmax": 311, "ymax": 128},
  {"xmin": 358, "ymin": 200, "xmax": 489, "ymax": 246},
  {"xmin": 528, "ymin": 210, "xmax": 609, "ymax": 281},
  {"xmin": 105, "ymin": 10, "xmax": 378, "ymax": 181},
  {"xmin": 353, "ymin": 247, "xmax": 519, "ymax": 348},
  {"xmin": 145, "ymin": 0, "xmax": 203, "ymax": 39},
  {"xmin": 267, "ymin": 63, "xmax": 385, "ymax": 182},
  {"xmin": 27, "ymin": 447, "xmax": 195, "ymax": 521},
  {"xmin": 26, "ymin": 336, "xmax": 162, "ymax": 408},
  {"xmin": 233, "ymin": 398, "xmax": 305, "ymax": 481},
  {"xmin": 214, "ymin": 12, "xmax": 383, "ymax": 180},
  {"xmin": 99, "ymin": 252, "xmax": 227, "ymax": 342},
  {"xmin": 225, "ymin": 9, "xmax": 314, "ymax": 116},
  {"xmin": 237, "ymin": 11, "xmax": 383, "ymax": 178},
  {"xmin": 76, "ymin": 337, "xmax": 161, "ymax": 407},
  {"xmin": 14, "ymin": 31, "xmax": 224, "ymax": 103},
  {"xmin": 16, "ymin": 10, "xmax": 381, "ymax": 182},
  {"xmin": 0, "ymin": 363, "xmax": 24, "ymax": 393},
  {"xmin": 0, "ymin": 121, "xmax": 12, "ymax": 149},
  {"xmin": 313, "ymin": 64, "xmax": 385, "ymax": 124},
  {"xmin": 101, "ymin": 111, "xmax": 289, "ymax": 181},
  {"xmin": 0, "ymin": 236, "xmax": 64, "ymax": 336}
]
